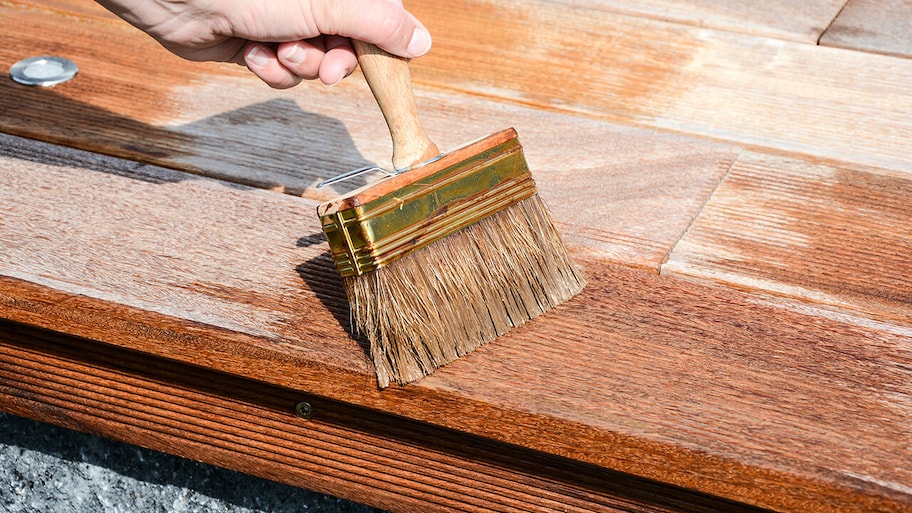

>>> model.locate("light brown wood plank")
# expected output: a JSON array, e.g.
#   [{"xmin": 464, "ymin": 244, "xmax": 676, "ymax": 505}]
[
  {"xmin": 158, "ymin": 83, "xmax": 738, "ymax": 268},
  {"xmin": 405, "ymin": 0, "xmax": 912, "ymax": 172},
  {"xmin": 0, "ymin": 92, "xmax": 736, "ymax": 274},
  {"xmin": 0, "ymin": 134, "xmax": 365, "ymax": 374},
  {"xmin": 820, "ymin": 0, "xmax": 912, "ymax": 58},
  {"xmin": 664, "ymin": 151, "xmax": 912, "ymax": 325},
  {"xmin": 1, "ymin": 137, "xmax": 910, "ymax": 513},
  {"xmin": 5, "ymin": 0, "xmax": 912, "ymax": 195},
  {"xmin": 549, "ymin": 0, "xmax": 847, "ymax": 42},
  {"xmin": 0, "ymin": 2, "xmax": 738, "ymax": 269}
]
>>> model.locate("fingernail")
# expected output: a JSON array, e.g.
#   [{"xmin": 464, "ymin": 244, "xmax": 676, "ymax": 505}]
[
  {"xmin": 246, "ymin": 46, "xmax": 269, "ymax": 67},
  {"xmin": 285, "ymin": 43, "xmax": 306, "ymax": 65},
  {"xmin": 327, "ymin": 68, "xmax": 350, "ymax": 87},
  {"xmin": 406, "ymin": 27, "xmax": 432, "ymax": 57}
]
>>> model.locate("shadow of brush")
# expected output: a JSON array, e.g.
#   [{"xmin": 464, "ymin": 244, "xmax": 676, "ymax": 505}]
[
  {"xmin": 294, "ymin": 232, "xmax": 371, "ymax": 357},
  {"xmin": 0, "ymin": 78, "xmax": 377, "ymax": 194}
]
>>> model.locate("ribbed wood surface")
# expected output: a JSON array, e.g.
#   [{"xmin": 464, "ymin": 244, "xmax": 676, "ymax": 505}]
[{"xmin": 2, "ymin": 321, "xmax": 775, "ymax": 513}]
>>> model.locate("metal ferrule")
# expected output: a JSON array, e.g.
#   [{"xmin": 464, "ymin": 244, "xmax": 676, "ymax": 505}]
[{"xmin": 319, "ymin": 131, "xmax": 536, "ymax": 277}]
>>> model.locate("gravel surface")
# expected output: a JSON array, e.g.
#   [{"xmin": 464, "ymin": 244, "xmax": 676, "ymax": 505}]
[{"xmin": 0, "ymin": 413, "xmax": 386, "ymax": 513}]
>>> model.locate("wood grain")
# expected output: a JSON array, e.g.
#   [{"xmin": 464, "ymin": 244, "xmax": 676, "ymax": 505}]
[
  {"xmin": 0, "ymin": 93, "xmax": 736, "ymax": 276},
  {"xmin": 0, "ymin": 0, "xmax": 738, "ymax": 268},
  {"xmin": 664, "ymin": 151, "xmax": 912, "ymax": 326},
  {"xmin": 2, "ymin": 1, "xmax": 911, "ymax": 512},
  {"xmin": 405, "ymin": 0, "xmax": 912, "ymax": 172},
  {"xmin": 7, "ymin": 0, "xmax": 912, "ymax": 184},
  {"xmin": 19, "ymin": 0, "xmax": 122, "ymax": 19},
  {"xmin": 547, "ymin": 0, "xmax": 848, "ymax": 42},
  {"xmin": 1, "ymin": 136, "xmax": 910, "ymax": 513},
  {"xmin": 0, "ymin": 320, "xmax": 775, "ymax": 513},
  {"xmin": 820, "ymin": 0, "xmax": 912, "ymax": 58},
  {"xmin": 7, "ymin": 0, "xmax": 912, "ymax": 189}
]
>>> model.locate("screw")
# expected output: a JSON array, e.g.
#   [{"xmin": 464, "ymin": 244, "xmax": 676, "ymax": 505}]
[
  {"xmin": 10, "ymin": 56, "xmax": 79, "ymax": 87},
  {"xmin": 294, "ymin": 401, "xmax": 313, "ymax": 419}
]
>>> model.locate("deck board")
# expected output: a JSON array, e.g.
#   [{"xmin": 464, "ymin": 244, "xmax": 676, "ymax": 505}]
[
  {"xmin": 1, "ymin": 135, "xmax": 910, "ymax": 513},
  {"xmin": 664, "ymin": 151, "xmax": 912, "ymax": 326},
  {"xmin": 0, "ymin": 0, "xmax": 740, "ymax": 270},
  {"xmin": 545, "ymin": 0, "xmax": 848, "ymax": 42},
  {"xmin": 820, "ymin": 0, "xmax": 912, "ymax": 58},
  {"xmin": 0, "ymin": 320, "xmax": 779, "ymax": 513},
  {"xmin": 4, "ymin": 0, "xmax": 912, "ymax": 188},
  {"xmin": 405, "ymin": 0, "xmax": 912, "ymax": 172}
]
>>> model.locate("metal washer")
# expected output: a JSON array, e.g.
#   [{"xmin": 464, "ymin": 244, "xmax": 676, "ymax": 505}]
[{"xmin": 9, "ymin": 56, "xmax": 79, "ymax": 86}]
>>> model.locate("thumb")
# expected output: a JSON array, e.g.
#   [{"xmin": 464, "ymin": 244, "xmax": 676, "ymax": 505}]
[{"xmin": 313, "ymin": 0, "xmax": 432, "ymax": 58}]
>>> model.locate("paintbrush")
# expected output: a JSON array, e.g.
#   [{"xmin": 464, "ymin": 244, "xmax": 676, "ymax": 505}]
[{"xmin": 317, "ymin": 41, "xmax": 585, "ymax": 388}]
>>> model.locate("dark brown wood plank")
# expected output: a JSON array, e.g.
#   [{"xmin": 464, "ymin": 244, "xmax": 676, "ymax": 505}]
[
  {"xmin": 820, "ymin": 0, "xmax": 912, "ymax": 58},
  {"xmin": 665, "ymin": 151, "xmax": 912, "ymax": 326},
  {"xmin": 0, "ymin": 320, "xmax": 777, "ymax": 513},
  {"xmin": 1, "ymin": 137, "xmax": 910, "ymax": 513}
]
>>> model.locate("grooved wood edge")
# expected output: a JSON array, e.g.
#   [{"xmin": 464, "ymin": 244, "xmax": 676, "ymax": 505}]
[{"xmin": 0, "ymin": 320, "xmax": 771, "ymax": 513}]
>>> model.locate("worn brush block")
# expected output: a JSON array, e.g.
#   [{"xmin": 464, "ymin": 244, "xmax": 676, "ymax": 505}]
[
  {"xmin": 318, "ymin": 129, "xmax": 586, "ymax": 387},
  {"xmin": 318, "ymin": 129, "xmax": 531, "ymax": 276}
]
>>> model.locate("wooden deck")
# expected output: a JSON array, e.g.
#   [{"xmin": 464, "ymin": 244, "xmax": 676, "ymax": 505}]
[{"xmin": 1, "ymin": 0, "xmax": 910, "ymax": 511}]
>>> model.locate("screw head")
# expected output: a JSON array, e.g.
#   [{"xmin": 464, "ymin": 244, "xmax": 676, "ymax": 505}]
[
  {"xmin": 10, "ymin": 56, "xmax": 79, "ymax": 87},
  {"xmin": 294, "ymin": 401, "xmax": 313, "ymax": 419}
]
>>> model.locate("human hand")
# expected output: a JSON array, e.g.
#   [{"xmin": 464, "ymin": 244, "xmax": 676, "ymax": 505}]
[{"xmin": 95, "ymin": 0, "xmax": 432, "ymax": 88}]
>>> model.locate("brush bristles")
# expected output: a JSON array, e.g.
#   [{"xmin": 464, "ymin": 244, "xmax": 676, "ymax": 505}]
[{"xmin": 343, "ymin": 195, "xmax": 586, "ymax": 387}]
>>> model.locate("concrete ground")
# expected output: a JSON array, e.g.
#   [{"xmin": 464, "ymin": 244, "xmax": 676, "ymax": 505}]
[{"xmin": 0, "ymin": 413, "xmax": 386, "ymax": 513}]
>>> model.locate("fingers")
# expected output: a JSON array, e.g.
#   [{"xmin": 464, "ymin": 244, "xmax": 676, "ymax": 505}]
[
  {"xmin": 239, "ymin": 0, "xmax": 433, "ymax": 89},
  {"xmin": 276, "ymin": 41, "xmax": 323, "ymax": 81},
  {"xmin": 318, "ymin": 36, "xmax": 358, "ymax": 86},
  {"xmin": 277, "ymin": 36, "xmax": 357, "ymax": 86},
  {"xmin": 231, "ymin": 0, "xmax": 431, "ymax": 60},
  {"xmin": 244, "ymin": 37, "xmax": 358, "ymax": 88},
  {"xmin": 243, "ymin": 43, "xmax": 302, "ymax": 89}
]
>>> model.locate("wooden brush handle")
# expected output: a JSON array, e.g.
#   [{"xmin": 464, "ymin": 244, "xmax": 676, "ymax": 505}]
[{"xmin": 352, "ymin": 40, "xmax": 439, "ymax": 170}]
